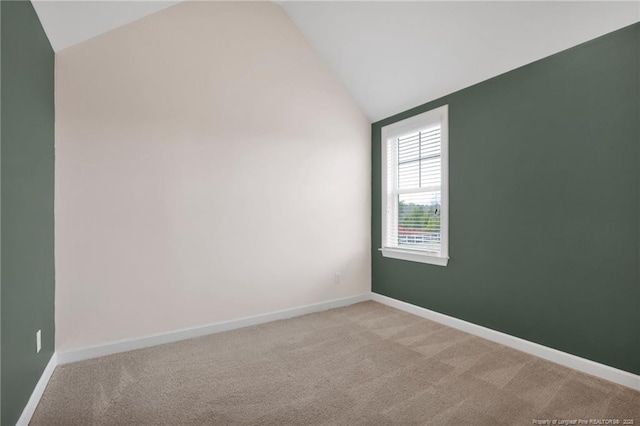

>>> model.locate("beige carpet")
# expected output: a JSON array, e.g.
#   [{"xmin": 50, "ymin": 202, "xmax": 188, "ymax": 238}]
[{"xmin": 32, "ymin": 301, "xmax": 640, "ymax": 425}]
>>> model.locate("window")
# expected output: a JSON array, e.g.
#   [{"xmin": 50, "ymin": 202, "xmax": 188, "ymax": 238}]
[{"xmin": 380, "ymin": 105, "xmax": 449, "ymax": 266}]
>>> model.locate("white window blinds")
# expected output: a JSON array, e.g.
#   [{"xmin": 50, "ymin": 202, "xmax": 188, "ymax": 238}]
[
  {"xmin": 381, "ymin": 104, "xmax": 448, "ymax": 265},
  {"xmin": 386, "ymin": 126, "xmax": 442, "ymax": 253}
]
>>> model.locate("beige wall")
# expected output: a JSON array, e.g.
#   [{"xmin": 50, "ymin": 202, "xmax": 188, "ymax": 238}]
[{"xmin": 55, "ymin": 1, "xmax": 371, "ymax": 352}]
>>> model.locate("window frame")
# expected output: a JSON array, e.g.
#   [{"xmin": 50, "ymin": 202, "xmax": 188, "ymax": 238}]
[{"xmin": 380, "ymin": 105, "xmax": 449, "ymax": 267}]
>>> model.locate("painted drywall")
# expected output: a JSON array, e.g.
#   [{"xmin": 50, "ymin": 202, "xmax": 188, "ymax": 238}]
[
  {"xmin": 283, "ymin": 1, "xmax": 639, "ymax": 121},
  {"xmin": 372, "ymin": 24, "xmax": 640, "ymax": 374},
  {"xmin": 1, "ymin": 1, "xmax": 56, "ymax": 424},
  {"xmin": 55, "ymin": 1, "xmax": 370, "ymax": 352}
]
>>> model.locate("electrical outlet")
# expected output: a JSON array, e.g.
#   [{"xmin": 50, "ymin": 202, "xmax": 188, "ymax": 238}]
[
  {"xmin": 334, "ymin": 273, "xmax": 341, "ymax": 284},
  {"xmin": 36, "ymin": 329, "xmax": 42, "ymax": 354}
]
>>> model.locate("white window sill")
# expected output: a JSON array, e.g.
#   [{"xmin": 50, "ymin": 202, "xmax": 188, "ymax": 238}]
[{"xmin": 379, "ymin": 247, "xmax": 449, "ymax": 267}]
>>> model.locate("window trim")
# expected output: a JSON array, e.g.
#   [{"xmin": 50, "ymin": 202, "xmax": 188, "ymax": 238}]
[{"xmin": 380, "ymin": 105, "xmax": 449, "ymax": 266}]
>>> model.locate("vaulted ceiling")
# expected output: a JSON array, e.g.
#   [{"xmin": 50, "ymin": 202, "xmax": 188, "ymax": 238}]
[
  {"xmin": 31, "ymin": 1, "xmax": 178, "ymax": 52},
  {"xmin": 282, "ymin": 1, "xmax": 639, "ymax": 121},
  {"xmin": 32, "ymin": 1, "xmax": 639, "ymax": 121}
]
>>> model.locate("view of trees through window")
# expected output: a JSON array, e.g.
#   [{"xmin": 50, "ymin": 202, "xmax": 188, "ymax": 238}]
[{"xmin": 398, "ymin": 199, "xmax": 441, "ymax": 247}]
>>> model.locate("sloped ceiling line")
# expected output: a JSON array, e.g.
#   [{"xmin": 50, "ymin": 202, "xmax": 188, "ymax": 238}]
[{"xmin": 32, "ymin": 0, "xmax": 639, "ymax": 121}]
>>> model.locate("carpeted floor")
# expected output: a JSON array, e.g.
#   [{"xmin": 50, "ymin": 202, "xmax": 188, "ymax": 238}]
[{"xmin": 32, "ymin": 301, "xmax": 640, "ymax": 425}]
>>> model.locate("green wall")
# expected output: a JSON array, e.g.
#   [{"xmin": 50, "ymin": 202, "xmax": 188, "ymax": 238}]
[
  {"xmin": 1, "ymin": 1, "xmax": 55, "ymax": 425},
  {"xmin": 372, "ymin": 23, "xmax": 640, "ymax": 375}
]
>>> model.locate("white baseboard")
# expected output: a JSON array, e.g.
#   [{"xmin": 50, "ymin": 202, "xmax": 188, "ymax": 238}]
[
  {"xmin": 57, "ymin": 293, "xmax": 371, "ymax": 365},
  {"xmin": 16, "ymin": 353, "xmax": 58, "ymax": 426},
  {"xmin": 371, "ymin": 293, "xmax": 640, "ymax": 391}
]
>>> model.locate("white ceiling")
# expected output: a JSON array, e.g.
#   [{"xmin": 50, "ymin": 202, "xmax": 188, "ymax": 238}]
[
  {"xmin": 281, "ymin": 1, "xmax": 640, "ymax": 121},
  {"xmin": 31, "ymin": 1, "xmax": 179, "ymax": 52},
  {"xmin": 31, "ymin": 1, "xmax": 639, "ymax": 121}
]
